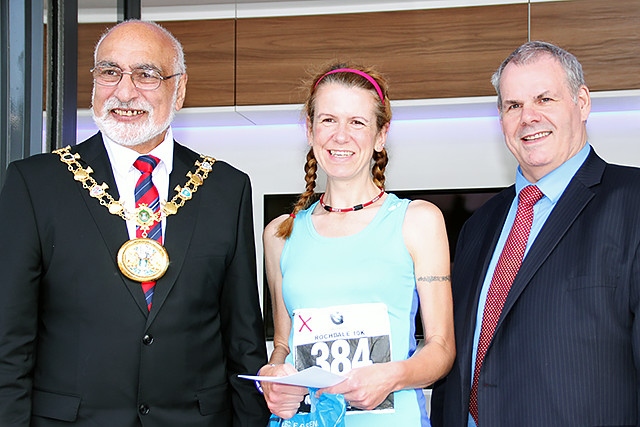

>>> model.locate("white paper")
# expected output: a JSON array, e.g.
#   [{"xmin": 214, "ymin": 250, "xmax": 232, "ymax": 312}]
[{"xmin": 239, "ymin": 366, "xmax": 346, "ymax": 388}]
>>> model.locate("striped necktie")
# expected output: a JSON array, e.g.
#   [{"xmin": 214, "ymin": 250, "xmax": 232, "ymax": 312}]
[{"xmin": 133, "ymin": 155, "xmax": 162, "ymax": 310}]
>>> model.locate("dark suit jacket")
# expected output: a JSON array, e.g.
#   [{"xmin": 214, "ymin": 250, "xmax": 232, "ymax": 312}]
[
  {"xmin": 0, "ymin": 133, "xmax": 270, "ymax": 426},
  {"xmin": 431, "ymin": 149, "xmax": 640, "ymax": 427}
]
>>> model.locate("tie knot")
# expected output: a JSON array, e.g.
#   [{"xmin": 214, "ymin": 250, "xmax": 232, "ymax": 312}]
[
  {"xmin": 519, "ymin": 185, "xmax": 544, "ymax": 207},
  {"xmin": 134, "ymin": 155, "xmax": 159, "ymax": 174}
]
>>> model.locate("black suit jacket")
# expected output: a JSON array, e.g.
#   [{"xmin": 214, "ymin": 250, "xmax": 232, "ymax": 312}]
[
  {"xmin": 0, "ymin": 133, "xmax": 270, "ymax": 426},
  {"xmin": 431, "ymin": 149, "xmax": 640, "ymax": 427}
]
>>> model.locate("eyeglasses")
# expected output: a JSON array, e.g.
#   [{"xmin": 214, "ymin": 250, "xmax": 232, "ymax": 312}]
[{"xmin": 91, "ymin": 66, "xmax": 183, "ymax": 91}]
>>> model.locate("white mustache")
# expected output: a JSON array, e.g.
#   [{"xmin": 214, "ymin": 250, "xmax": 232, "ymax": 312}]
[{"xmin": 101, "ymin": 98, "xmax": 152, "ymax": 114}]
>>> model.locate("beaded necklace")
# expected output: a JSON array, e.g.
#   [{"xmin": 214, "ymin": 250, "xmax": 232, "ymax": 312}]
[{"xmin": 319, "ymin": 187, "xmax": 385, "ymax": 213}]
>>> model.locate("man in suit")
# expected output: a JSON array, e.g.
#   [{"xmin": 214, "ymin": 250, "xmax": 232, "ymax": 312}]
[
  {"xmin": 0, "ymin": 20, "xmax": 270, "ymax": 426},
  {"xmin": 430, "ymin": 41, "xmax": 640, "ymax": 426}
]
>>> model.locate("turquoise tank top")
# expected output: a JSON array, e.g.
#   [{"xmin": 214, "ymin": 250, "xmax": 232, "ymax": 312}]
[{"xmin": 281, "ymin": 193, "xmax": 430, "ymax": 426}]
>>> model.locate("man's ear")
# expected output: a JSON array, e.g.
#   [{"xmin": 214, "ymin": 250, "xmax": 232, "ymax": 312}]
[{"xmin": 174, "ymin": 73, "xmax": 188, "ymax": 111}]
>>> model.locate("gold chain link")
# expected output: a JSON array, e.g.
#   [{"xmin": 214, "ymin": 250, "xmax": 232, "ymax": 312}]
[{"xmin": 53, "ymin": 146, "xmax": 216, "ymax": 229}]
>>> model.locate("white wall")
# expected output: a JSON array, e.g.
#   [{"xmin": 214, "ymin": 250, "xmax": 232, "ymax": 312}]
[{"xmin": 77, "ymin": 90, "xmax": 640, "ymax": 304}]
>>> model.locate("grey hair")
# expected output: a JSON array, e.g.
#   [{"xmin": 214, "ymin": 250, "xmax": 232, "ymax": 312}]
[
  {"xmin": 94, "ymin": 19, "xmax": 186, "ymax": 75},
  {"xmin": 491, "ymin": 41, "xmax": 585, "ymax": 111}
]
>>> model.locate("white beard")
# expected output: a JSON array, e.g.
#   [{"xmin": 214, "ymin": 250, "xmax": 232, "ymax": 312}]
[{"xmin": 91, "ymin": 90, "xmax": 177, "ymax": 147}]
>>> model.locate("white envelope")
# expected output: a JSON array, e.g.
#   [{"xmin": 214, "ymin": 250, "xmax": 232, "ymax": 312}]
[{"xmin": 239, "ymin": 366, "xmax": 346, "ymax": 388}]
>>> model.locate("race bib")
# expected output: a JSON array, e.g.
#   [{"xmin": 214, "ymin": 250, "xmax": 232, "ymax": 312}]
[{"xmin": 292, "ymin": 303, "xmax": 394, "ymax": 413}]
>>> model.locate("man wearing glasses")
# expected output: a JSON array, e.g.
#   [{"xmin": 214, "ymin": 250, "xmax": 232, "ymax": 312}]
[{"xmin": 0, "ymin": 20, "xmax": 270, "ymax": 426}]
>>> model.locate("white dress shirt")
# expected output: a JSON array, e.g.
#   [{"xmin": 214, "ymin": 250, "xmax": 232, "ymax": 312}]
[{"xmin": 102, "ymin": 129, "xmax": 175, "ymax": 240}]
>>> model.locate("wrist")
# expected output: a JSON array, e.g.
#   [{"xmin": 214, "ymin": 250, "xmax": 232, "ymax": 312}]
[{"xmin": 254, "ymin": 363, "xmax": 278, "ymax": 394}]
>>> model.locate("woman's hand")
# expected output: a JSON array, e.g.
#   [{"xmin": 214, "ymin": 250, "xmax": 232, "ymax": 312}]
[
  {"xmin": 316, "ymin": 363, "xmax": 398, "ymax": 410},
  {"xmin": 259, "ymin": 363, "xmax": 308, "ymax": 419}
]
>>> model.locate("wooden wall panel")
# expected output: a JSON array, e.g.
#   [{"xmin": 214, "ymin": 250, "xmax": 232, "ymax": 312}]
[
  {"xmin": 72, "ymin": 2, "xmax": 639, "ymax": 109},
  {"xmin": 77, "ymin": 23, "xmax": 116, "ymax": 109},
  {"xmin": 76, "ymin": 19, "xmax": 236, "ymax": 109},
  {"xmin": 162, "ymin": 20, "xmax": 235, "ymax": 107},
  {"xmin": 531, "ymin": 0, "xmax": 640, "ymax": 91},
  {"xmin": 235, "ymin": 4, "xmax": 528, "ymax": 106}
]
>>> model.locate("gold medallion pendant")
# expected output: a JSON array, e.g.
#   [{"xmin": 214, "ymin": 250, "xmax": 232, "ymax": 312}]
[
  {"xmin": 117, "ymin": 238, "xmax": 169, "ymax": 282},
  {"xmin": 54, "ymin": 146, "xmax": 216, "ymax": 283}
]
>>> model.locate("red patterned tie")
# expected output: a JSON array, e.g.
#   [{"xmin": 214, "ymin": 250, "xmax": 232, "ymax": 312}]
[
  {"xmin": 134, "ymin": 155, "xmax": 162, "ymax": 311},
  {"xmin": 469, "ymin": 185, "xmax": 543, "ymax": 424}
]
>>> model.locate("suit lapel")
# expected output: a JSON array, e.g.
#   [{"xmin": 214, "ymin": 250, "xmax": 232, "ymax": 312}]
[
  {"xmin": 498, "ymin": 150, "xmax": 605, "ymax": 329},
  {"xmin": 145, "ymin": 143, "xmax": 201, "ymax": 325},
  {"xmin": 72, "ymin": 134, "xmax": 150, "ymax": 314}
]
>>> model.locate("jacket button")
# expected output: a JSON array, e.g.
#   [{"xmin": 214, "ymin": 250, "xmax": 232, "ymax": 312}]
[
  {"xmin": 142, "ymin": 334, "xmax": 154, "ymax": 345},
  {"xmin": 138, "ymin": 404, "xmax": 150, "ymax": 415}
]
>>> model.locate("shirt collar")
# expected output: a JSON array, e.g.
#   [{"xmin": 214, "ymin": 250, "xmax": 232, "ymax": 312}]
[
  {"xmin": 103, "ymin": 128, "xmax": 174, "ymax": 177},
  {"xmin": 515, "ymin": 143, "xmax": 591, "ymax": 203}
]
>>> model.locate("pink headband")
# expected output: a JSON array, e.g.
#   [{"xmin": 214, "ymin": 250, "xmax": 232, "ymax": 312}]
[{"xmin": 314, "ymin": 68, "xmax": 385, "ymax": 102}]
